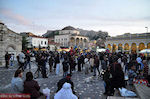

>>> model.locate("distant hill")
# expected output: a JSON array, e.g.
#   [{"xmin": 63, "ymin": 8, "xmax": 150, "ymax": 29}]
[
  {"xmin": 77, "ymin": 28, "xmax": 109, "ymax": 40},
  {"xmin": 42, "ymin": 28, "xmax": 110, "ymax": 40},
  {"xmin": 42, "ymin": 30, "xmax": 59, "ymax": 38}
]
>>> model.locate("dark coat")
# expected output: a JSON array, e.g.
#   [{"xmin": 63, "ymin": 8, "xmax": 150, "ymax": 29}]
[
  {"xmin": 62, "ymin": 60, "xmax": 69, "ymax": 72},
  {"xmin": 57, "ymin": 78, "xmax": 74, "ymax": 93},
  {"xmin": 101, "ymin": 60, "xmax": 107, "ymax": 70},
  {"xmin": 23, "ymin": 80, "xmax": 40, "ymax": 99},
  {"xmin": 111, "ymin": 70, "xmax": 125, "ymax": 88},
  {"xmin": 94, "ymin": 58, "xmax": 99, "ymax": 67}
]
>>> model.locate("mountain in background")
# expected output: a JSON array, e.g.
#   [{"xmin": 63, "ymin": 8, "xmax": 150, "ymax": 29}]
[
  {"xmin": 42, "ymin": 28, "xmax": 110, "ymax": 40},
  {"xmin": 76, "ymin": 28, "xmax": 109, "ymax": 40}
]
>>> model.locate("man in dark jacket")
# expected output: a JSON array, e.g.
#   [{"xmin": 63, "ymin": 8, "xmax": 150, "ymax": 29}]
[
  {"xmin": 49, "ymin": 56, "xmax": 54, "ymax": 72},
  {"xmin": 62, "ymin": 57, "xmax": 69, "ymax": 77},
  {"xmin": 57, "ymin": 74, "xmax": 75, "ymax": 94},
  {"xmin": 5, "ymin": 52, "xmax": 10, "ymax": 68},
  {"xmin": 77, "ymin": 56, "xmax": 82, "ymax": 71},
  {"xmin": 93, "ymin": 55, "xmax": 100, "ymax": 76}
]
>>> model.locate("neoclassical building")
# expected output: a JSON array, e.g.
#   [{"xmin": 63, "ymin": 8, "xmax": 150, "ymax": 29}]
[
  {"xmin": 55, "ymin": 26, "xmax": 89, "ymax": 49},
  {"xmin": 0, "ymin": 22, "xmax": 22, "ymax": 67},
  {"xmin": 105, "ymin": 33, "xmax": 150, "ymax": 53}
]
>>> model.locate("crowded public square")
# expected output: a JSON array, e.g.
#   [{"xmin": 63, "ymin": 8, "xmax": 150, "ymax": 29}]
[
  {"xmin": 1, "ymin": 49, "xmax": 150, "ymax": 99},
  {"xmin": 0, "ymin": 0, "xmax": 150, "ymax": 99}
]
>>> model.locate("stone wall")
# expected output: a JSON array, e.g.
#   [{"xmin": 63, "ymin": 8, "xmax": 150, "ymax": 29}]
[{"xmin": 0, "ymin": 23, "xmax": 22, "ymax": 67}]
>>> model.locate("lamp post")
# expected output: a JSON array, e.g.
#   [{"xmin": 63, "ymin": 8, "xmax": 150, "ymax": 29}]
[{"xmin": 145, "ymin": 27, "xmax": 148, "ymax": 33}]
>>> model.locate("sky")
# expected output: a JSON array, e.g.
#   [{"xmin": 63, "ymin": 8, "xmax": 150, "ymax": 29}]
[{"xmin": 0, "ymin": 0, "xmax": 150, "ymax": 36}]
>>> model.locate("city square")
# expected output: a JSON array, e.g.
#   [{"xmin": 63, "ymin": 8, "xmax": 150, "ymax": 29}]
[{"xmin": 0, "ymin": 0, "xmax": 150, "ymax": 99}]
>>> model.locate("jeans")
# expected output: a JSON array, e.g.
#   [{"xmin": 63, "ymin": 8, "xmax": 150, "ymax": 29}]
[
  {"xmin": 63, "ymin": 71, "xmax": 68, "ymax": 77},
  {"xmin": 93, "ymin": 66, "xmax": 100, "ymax": 76},
  {"xmin": 24, "ymin": 61, "xmax": 31, "ymax": 69},
  {"xmin": 56, "ymin": 64, "xmax": 60, "ymax": 75}
]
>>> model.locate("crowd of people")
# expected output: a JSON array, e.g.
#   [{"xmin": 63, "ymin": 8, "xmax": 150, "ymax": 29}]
[{"xmin": 6, "ymin": 49, "xmax": 150, "ymax": 98}]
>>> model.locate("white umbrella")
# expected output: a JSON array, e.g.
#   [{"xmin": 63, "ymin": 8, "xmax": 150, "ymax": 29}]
[
  {"xmin": 139, "ymin": 49, "xmax": 150, "ymax": 54},
  {"xmin": 96, "ymin": 48, "xmax": 106, "ymax": 52}
]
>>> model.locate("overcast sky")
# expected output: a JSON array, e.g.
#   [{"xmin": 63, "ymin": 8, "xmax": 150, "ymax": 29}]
[{"xmin": 0, "ymin": 0, "xmax": 150, "ymax": 36}]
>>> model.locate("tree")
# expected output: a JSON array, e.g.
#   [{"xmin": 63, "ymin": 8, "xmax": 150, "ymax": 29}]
[{"xmin": 22, "ymin": 36, "xmax": 28, "ymax": 50}]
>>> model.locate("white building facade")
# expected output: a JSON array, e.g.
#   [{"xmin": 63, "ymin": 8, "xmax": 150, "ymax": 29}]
[
  {"xmin": 20, "ymin": 32, "xmax": 48, "ymax": 49},
  {"xmin": 27, "ymin": 36, "xmax": 48, "ymax": 48}
]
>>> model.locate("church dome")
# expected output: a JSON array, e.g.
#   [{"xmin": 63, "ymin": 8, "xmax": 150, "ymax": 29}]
[{"xmin": 62, "ymin": 26, "xmax": 76, "ymax": 30}]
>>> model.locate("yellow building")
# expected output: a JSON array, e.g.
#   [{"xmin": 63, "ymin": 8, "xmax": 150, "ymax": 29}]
[{"xmin": 105, "ymin": 33, "xmax": 150, "ymax": 53}]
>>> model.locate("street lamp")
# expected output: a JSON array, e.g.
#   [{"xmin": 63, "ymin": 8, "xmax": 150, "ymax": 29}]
[{"xmin": 145, "ymin": 27, "xmax": 148, "ymax": 33}]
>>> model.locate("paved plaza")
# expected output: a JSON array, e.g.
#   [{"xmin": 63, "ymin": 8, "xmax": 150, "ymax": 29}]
[{"xmin": 0, "ymin": 60, "xmax": 106, "ymax": 99}]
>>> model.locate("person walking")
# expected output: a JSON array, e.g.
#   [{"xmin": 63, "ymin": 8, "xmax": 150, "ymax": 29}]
[
  {"xmin": 93, "ymin": 55, "xmax": 100, "ymax": 76},
  {"xmin": 77, "ymin": 55, "xmax": 82, "ymax": 72},
  {"xmin": 40, "ymin": 56, "xmax": 48, "ymax": 78},
  {"xmin": 89, "ymin": 55, "xmax": 94, "ymax": 72},
  {"xmin": 62, "ymin": 57, "xmax": 69, "ymax": 77},
  {"xmin": 84, "ymin": 56, "xmax": 90, "ymax": 74},
  {"xmin": 24, "ymin": 53, "xmax": 31, "ymax": 70},
  {"xmin": 55, "ymin": 54, "xmax": 60, "ymax": 75},
  {"xmin": 49, "ymin": 55, "xmax": 54, "ymax": 72},
  {"xmin": 10, "ymin": 53, "xmax": 14, "ymax": 67},
  {"xmin": 18, "ymin": 51, "xmax": 25, "ymax": 71},
  {"xmin": 5, "ymin": 52, "xmax": 10, "ymax": 68}
]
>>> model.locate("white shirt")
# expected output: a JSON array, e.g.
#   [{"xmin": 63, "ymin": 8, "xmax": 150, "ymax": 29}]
[
  {"xmin": 90, "ymin": 58, "xmax": 94, "ymax": 67},
  {"xmin": 19, "ymin": 52, "xmax": 25, "ymax": 63},
  {"xmin": 84, "ymin": 58, "xmax": 89, "ymax": 64},
  {"xmin": 54, "ymin": 83, "xmax": 78, "ymax": 99}
]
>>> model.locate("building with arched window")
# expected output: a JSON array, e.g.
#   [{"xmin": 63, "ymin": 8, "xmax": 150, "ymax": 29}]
[
  {"xmin": 54, "ymin": 26, "xmax": 89, "ymax": 49},
  {"xmin": 105, "ymin": 33, "xmax": 150, "ymax": 53},
  {"xmin": 0, "ymin": 22, "xmax": 22, "ymax": 67}
]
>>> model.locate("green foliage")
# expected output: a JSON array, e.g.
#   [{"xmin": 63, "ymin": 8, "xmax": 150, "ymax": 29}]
[{"xmin": 22, "ymin": 36, "xmax": 28, "ymax": 50}]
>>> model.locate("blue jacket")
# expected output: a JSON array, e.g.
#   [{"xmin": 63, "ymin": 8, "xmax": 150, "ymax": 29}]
[{"xmin": 11, "ymin": 77, "xmax": 23, "ymax": 93}]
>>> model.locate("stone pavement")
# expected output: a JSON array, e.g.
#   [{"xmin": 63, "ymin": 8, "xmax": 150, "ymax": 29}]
[{"xmin": 0, "ymin": 60, "xmax": 106, "ymax": 99}]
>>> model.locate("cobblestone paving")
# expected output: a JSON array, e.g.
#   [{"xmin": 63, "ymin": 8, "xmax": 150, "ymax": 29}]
[{"xmin": 0, "ymin": 60, "xmax": 106, "ymax": 99}]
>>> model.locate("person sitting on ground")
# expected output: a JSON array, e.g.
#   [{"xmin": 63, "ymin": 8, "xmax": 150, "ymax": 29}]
[
  {"xmin": 110, "ymin": 61, "xmax": 125, "ymax": 95},
  {"xmin": 57, "ymin": 74, "xmax": 75, "ymax": 94},
  {"xmin": 54, "ymin": 83, "xmax": 78, "ymax": 99},
  {"xmin": 23, "ymin": 72, "xmax": 42, "ymax": 99},
  {"xmin": 128, "ymin": 65, "xmax": 137, "ymax": 85},
  {"xmin": 11, "ymin": 69, "xmax": 23, "ymax": 93},
  {"xmin": 103, "ymin": 66, "xmax": 112, "ymax": 95},
  {"xmin": 143, "ymin": 60, "xmax": 149, "ymax": 78}
]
